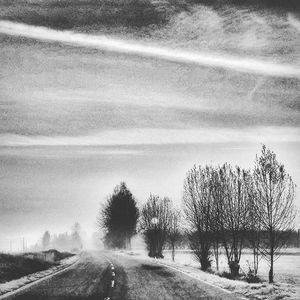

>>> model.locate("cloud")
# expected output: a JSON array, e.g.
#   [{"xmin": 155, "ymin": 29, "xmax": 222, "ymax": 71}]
[
  {"xmin": 1, "ymin": 126, "xmax": 299, "ymax": 147},
  {"xmin": 1, "ymin": 99, "xmax": 299, "ymax": 137},
  {"xmin": 1, "ymin": 20, "xmax": 300, "ymax": 77}
]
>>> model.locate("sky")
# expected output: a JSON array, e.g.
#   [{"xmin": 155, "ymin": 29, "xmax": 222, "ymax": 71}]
[{"xmin": 0, "ymin": 19, "xmax": 299, "ymax": 251}]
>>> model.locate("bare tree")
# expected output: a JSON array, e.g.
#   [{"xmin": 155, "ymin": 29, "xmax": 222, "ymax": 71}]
[
  {"xmin": 214, "ymin": 164, "xmax": 250, "ymax": 277},
  {"xmin": 42, "ymin": 231, "xmax": 51, "ymax": 250},
  {"xmin": 253, "ymin": 145, "xmax": 296, "ymax": 283},
  {"xmin": 51, "ymin": 232, "xmax": 70, "ymax": 251},
  {"xmin": 183, "ymin": 165, "xmax": 214, "ymax": 271},
  {"xmin": 71, "ymin": 222, "xmax": 82, "ymax": 251},
  {"xmin": 167, "ymin": 209, "xmax": 181, "ymax": 262},
  {"xmin": 140, "ymin": 194, "xmax": 172, "ymax": 258},
  {"xmin": 245, "ymin": 177, "xmax": 262, "ymax": 276},
  {"xmin": 209, "ymin": 167, "xmax": 223, "ymax": 271}
]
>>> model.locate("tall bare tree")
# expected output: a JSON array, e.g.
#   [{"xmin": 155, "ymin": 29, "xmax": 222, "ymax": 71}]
[
  {"xmin": 253, "ymin": 145, "xmax": 296, "ymax": 283},
  {"xmin": 71, "ymin": 222, "xmax": 82, "ymax": 250},
  {"xmin": 42, "ymin": 231, "xmax": 50, "ymax": 250},
  {"xmin": 210, "ymin": 167, "xmax": 223, "ymax": 271},
  {"xmin": 245, "ymin": 176, "xmax": 262, "ymax": 276},
  {"xmin": 167, "ymin": 209, "xmax": 182, "ymax": 262},
  {"xmin": 140, "ymin": 194, "xmax": 172, "ymax": 258},
  {"xmin": 183, "ymin": 165, "xmax": 214, "ymax": 271},
  {"xmin": 214, "ymin": 164, "xmax": 250, "ymax": 277}
]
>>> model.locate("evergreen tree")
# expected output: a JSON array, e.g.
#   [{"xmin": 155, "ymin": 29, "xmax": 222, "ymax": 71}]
[{"xmin": 98, "ymin": 182, "xmax": 139, "ymax": 249}]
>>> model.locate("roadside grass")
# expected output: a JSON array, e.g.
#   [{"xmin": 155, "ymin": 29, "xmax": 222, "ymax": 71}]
[
  {"xmin": 0, "ymin": 250, "xmax": 75, "ymax": 283},
  {"xmin": 0, "ymin": 253, "xmax": 55, "ymax": 283}
]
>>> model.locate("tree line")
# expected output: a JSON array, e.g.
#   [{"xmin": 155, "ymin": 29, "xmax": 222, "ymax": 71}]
[
  {"xmin": 98, "ymin": 145, "xmax": 297, "ymax": 283},
  {"xmin": 35, "ymin": 222, "xmax": 82, "ymax": 252}
]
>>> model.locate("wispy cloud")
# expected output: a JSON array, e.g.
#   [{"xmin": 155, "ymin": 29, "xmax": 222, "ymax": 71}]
[
  {"xmin": 1, "ymin": 127, "xmax": 299, "ymax": 147},
  {"xmin": 1, "ymin": 21, "xmax": 300, "ymax": 77},
  {"xmin": 288, "ymin": 13, "xmax": 300, "ymax": 32}
]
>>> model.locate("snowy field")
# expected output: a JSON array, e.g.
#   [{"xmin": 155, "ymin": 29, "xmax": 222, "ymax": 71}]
[
  {"xmin": 120, "ymin": 249, "xmax": 300, "ymax": 300},
  {"xmin": 163, "ymin": 249, "xmax": 300, "ymax": 284}
]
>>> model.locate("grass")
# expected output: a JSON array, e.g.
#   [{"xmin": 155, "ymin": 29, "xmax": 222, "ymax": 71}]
[
  {"xmin": 0, "ymin": 250, "xmax": 74, "ymax": 283},
  {"xmin": 0, "ymin": 253, "xmax": 54, "ymax": 283}
]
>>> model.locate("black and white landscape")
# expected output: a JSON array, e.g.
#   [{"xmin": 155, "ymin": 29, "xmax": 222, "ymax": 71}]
[{"xmin": 0, "ymin": 0, "xmax": 299, "ymax": 299}]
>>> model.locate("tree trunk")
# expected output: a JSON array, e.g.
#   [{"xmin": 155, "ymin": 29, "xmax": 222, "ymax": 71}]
[
  {"xmin": 171, "ymin": 244, "xmax": 175, "ymax": 262},
  {"xmin": 213, "ymin": 242, "xmax": 219, "ymax": 271},
  {"xmin": 269, "ymin": 230, "xmax": 274, "ymax": 283},
  {"xmin": 200, "ymin": 256, "xmax": 211, "ymax": 271},
  {"xmin": 269, "ymin": 250, "xmax": 274, "ymax": 283},
  {"xmin": 253, "ymin": 246, "xmax": 258, "ymax": 275},
  {"xmin": 269, "ymin": 264, "xmax": 274, "ymax": 283},
  {"xmin": 229, "ymin": 261, "xmax": 240, "ymax": 277}
]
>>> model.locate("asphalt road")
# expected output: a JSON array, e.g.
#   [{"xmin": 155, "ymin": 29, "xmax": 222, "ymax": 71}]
[{"xmin": 10, "ymin": 251, "xmax": 241, "ymax": 300}]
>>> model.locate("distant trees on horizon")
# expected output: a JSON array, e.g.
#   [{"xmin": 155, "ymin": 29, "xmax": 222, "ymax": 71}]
[
  {"xmin": 42, "ymin": 231, "xmax": 50, "ymax": 250},
  {"xmin": 38, "ymin": 222, "xmax": 83, "ymax": 252}
]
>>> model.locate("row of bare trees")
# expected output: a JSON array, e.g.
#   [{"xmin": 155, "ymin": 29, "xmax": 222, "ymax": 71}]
[
  {"xmin": 183, "ymin": 145, "xmax": 296, "ymax": 282},
  {"xmin": 98, "ymin": 146, "xmax": 296, "ymax": 283}
]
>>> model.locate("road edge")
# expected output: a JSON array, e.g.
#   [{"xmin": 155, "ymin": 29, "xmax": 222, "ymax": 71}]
[{"xmin": 152, "ymin": 259, "xmax": 247, "ymax": 300}]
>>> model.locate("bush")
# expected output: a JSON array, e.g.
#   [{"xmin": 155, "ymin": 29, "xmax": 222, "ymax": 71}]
[
  {"xmin": 244, "ymin": 270, "xmax": 261, "ymax": 283},
  {"xmin": 243, "ymin": 264, "xmax": 262, "ymax": 283},
  {"xmin": 220, "ymin": 271, "xmax": 238, "ymax": 280}
]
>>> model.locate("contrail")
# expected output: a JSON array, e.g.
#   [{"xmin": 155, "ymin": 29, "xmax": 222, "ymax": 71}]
[
  {"xmin": 0, "ymin": 20, "xmax": 300, "ymax": 78},
  {"xmin": 247, "ymin": 77, "xmax": 265, "ymax": 101}
]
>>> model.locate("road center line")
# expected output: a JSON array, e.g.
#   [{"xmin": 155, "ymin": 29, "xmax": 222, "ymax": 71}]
[{"xmin": 103, "ymin": 256, "xmax": 116, "ymax": 300}]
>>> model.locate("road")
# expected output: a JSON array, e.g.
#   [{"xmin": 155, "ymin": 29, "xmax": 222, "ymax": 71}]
[{"xmin": 8, "ymin": 251, "xmax": 241, "ymax": 300}]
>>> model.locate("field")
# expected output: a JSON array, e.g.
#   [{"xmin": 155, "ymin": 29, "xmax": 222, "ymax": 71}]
[
  {"xmin": 163, "ymin": 249, "xmax": 300, "ymax": 284},
  {"xmin": 0, "ymin": 253, "xmax": 54, "ymax": 283},
  {"xmin": 0, "ymin": 250, "xmax": 75, "ymax": 283}
]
